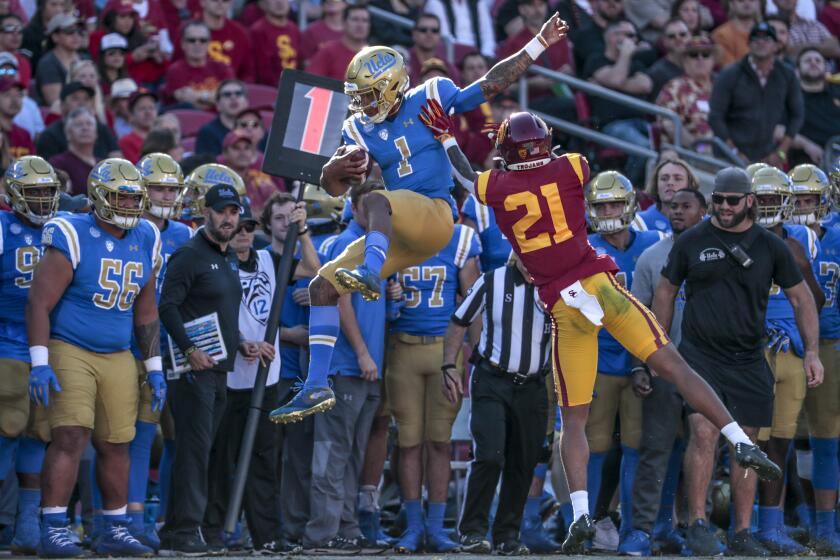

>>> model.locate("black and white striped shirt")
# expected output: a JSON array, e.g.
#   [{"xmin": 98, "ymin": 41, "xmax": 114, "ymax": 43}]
[{"xmin": 451, "ymin": 264, "xmax": 552, "ymax": 376}]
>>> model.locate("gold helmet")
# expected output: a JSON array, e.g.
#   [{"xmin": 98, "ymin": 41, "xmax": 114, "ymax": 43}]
[
  {"xmin": 585, "ymin": 171, "xmax": 637, "ymax": 233},
  {"xmin": 745, "ymin": 162, "xmax": 770, "ymax": 180},
  {"xmin": 345, "ymin": 46, "xmax": 409, "ymax": 125},
  {"xmin": 4, "ymin": 155, "xmax": 61, "ymax": 225},
  {"xmin": 184, "ymin": 163, "xmax": 245, "ymax": 215},
  {"xmin": 789, "ymin": 163, "xmax": 831, "ymax": 225},
  {"xmin": 751, "ymin": 166, "xmax": 792, "ymax": 227},
  {"xmin": 88, "ymin": 158, "xmax": 147, "ymax": 230},
  {"xmin": 828, "ymin": 156, "xmax": 839, "ymax": 211},
  {"xmin": 303, "ymin": 183, "xmax": 344, "ymax": 223},
  {"xmin": 138, "ymin": 153, "xmax": 186, "ymax": 220}
]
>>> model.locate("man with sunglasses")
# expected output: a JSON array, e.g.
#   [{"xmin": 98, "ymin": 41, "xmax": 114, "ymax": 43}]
[
  {"xmin": 653, "ymin": 167, "xmax": 822, "ymax": 556},
  {"xmin": 195, "ymin": 79, "xmax": 249, "ymax": 157},
  {"xmin": 0, "ymin": 15, "xmax": 30, "ymax": 88},
  {"xmin": 646, "ymin": 18, "xmax": 690, "ymax": 98},
  {"xmin": 161, "ymin": 21, "xmax": 233, "ymax": 111},
  {"xmin": 408, "ymin": 13, "xmax": 458, "ymax": 85}
]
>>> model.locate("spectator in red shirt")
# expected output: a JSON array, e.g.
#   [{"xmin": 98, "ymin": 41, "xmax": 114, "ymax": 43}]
[
  {"xmin": 819, "ymin": 0, "xmax": 840, "ymax": 38},
  {"xmin": 408, "ymin": 13, "xmax": 459, "ymax": 84},
  {"xmin": 199, "ymin": 0, "xmax": 255, "ymax": 81},
  {"xmin": 118, "ymin": 88, "xmax": 158, "ymax": 162},
  {"xmin": 251, "ymin": 0, "xmax": 301, "ymax": 86},
  {"xmin": 162, "ymin": 21, "xmax": 233, "ymax": 109},
  {"xmin": 96, "ymin": 33, "xmax": 130, "ymax": 96},
  {"xmin": 300, "ymin": 0, "xmax": 345, "ymax": 64},
  {"xmin": 48, "ymin": 107, "xmax": 98, "ymax": 196},
  {"xmin": 0, "ymin": 76, "xmax": 34, "ymax": 159},
  {"xmin": 0, "ymin": 15, "xmax": 31, "ymax": 89},
  {"xmin": 219, "ymin": 130, "xmax": 282, "ymax": 214},
  {"xmin": 306, "ymin": 4, "xmax": 369, "ymax": 81}
]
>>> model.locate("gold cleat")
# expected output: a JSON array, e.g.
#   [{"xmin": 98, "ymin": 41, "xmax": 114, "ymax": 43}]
[
  {"xmin": 269, "ymin": 387, "xmax": 336, "ymax": 424},
  {"xmin": 335, "ymin": 266, "xmax": 381, "ymax": 301}
]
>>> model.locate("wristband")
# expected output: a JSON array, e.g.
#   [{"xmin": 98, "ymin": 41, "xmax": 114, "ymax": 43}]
[
  {"xmin": 29, "ymin": 345, "xmax": 49, "ymax": 367},
  {"xmin": 441, "ymin": 363, "xmax": 457, "ymax": 372},
  {"xmin": 184, "ymin": 345, "xmax": 199, "ymax": 357},
  {"xmin": 144, "ymin": 356, "xmax": 163, "ymax": 372},
  {"xmin": 441, "ymin": 136, "xmax": 458, "ymax": 150},
  {"xmin": 629, "ymin": 366, "xmax": 648, "ymax": 376},
  {"xmin": 525, "ymin": 35, "xmax": 548, "ymax": 60},
  {"xmin": 298, "ymin": 227, "xmax": 309, "ymax": 236}
]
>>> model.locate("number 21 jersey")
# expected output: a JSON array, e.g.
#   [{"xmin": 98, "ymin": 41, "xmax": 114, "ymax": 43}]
[
  {"xmin": 42, "ymin": 213, "xmax": 161, "ymax": 353},
  {"xmin": 475, "ymin": 154, "xmax": 617, "ymax": 310}
]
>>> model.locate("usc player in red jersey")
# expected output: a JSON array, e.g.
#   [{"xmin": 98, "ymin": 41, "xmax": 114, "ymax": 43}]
[{"xmin": 419, "ymin": 102, "xmax": 782, "ymax": 552}]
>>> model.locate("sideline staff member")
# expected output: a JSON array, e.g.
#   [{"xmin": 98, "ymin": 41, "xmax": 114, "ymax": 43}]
[
  {"xmin": 158, "ymin": 184, "xmax": 249, "ymax": 555},
  {"xmin": 653, "ymin": 167, "xmax": 822, "ymax": 556}
]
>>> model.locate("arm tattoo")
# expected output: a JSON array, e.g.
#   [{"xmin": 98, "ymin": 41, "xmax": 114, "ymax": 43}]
[
  {"xmin": 479, "ymin": 50, "xmax": 533, "ymax": 99},
  {"xmin": 135, "ymin": 320, "xmax": 161, "ymax": 360},
  {"xmin": 446, "ymin": 144, "xmax": 478, "ymax": 194}
]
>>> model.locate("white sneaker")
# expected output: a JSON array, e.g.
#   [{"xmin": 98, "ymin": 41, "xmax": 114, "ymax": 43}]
[{"xmin": 591, "ymin": 516, "xmax": 619, "ymax": 552}]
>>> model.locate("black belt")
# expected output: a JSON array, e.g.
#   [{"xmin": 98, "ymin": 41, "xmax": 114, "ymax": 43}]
[{"xmin": 475, "ymin": 356, "xmax": 545, "ymax": 386}]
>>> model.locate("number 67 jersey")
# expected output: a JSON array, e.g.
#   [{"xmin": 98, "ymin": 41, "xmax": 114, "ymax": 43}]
[
  {"xmin": 475, "ymin": 153, "xmax": 617, "ymax": 311},
  {"xmin": 41, "ymin": 213, "xmax": 161, "ymax": 353}
]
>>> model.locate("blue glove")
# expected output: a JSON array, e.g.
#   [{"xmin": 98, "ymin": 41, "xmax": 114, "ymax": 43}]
[
  {"xmin": 147, "ymin": 371, "xmax": 167, "ymax": 412},
  {"xmin": 29, "ymin": 365, "xmax": 61, "ymax": 407}
]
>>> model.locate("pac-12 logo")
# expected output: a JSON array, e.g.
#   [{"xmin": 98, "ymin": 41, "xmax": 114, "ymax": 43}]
[{"xmin": 365, "ymin": 52, "xmax": 396, "ymax": 79}]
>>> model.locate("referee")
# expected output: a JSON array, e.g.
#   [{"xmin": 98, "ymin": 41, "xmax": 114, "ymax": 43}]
[
  {"xmin": 442, "ymin": 252, "xmax": 552, "ymax": 555},
  {"xmin": 158, "ymin": 184, "xmax": 245, "ymax": 555}
]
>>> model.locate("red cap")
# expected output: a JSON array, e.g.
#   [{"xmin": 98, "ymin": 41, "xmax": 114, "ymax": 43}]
[
  {"xmin": 223, "ymin": 130, "xmax": 253, "ymax": 150},
  {"xmin": 0, "ymin": 76, "xmax": 24, "ymax": 93},
  {"xmin": 105, "ymin": 0, "xmax": 138, "ymax": 15}
]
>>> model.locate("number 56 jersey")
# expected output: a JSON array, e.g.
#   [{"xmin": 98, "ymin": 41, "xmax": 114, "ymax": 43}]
[
  {"xmin": 42, "ymin": 213, "xmax": 161, "ymax": 353},
  {"xmin": 475, "ymin": 154, "xmax": 618, "ymax": 311}
]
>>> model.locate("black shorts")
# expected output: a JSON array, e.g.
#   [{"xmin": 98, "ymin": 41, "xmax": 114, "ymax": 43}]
[{"xmin": 679, "ymin": 340, "xmax": 774, "ymax": 429}]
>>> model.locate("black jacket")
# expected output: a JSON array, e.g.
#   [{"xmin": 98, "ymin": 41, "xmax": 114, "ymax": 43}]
[{"xmin": 159, "ymin": 228, "xmax": 243, "ymax": 372}]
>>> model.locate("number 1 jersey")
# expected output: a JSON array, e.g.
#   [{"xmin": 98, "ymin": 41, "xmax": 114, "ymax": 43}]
[
  {"xmin": 42, "ymin": 213, "xmax": 161, "ymax": 353},
  {"xmin": 475, "ymin": 154, "xmax": 617, "ymax": 310}
]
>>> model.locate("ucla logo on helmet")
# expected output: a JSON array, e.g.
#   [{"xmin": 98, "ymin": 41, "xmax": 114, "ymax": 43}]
[
  {"xmin": 6, "ymin": 162, "xmax": 24, "ymax": 180},
  {"xmin": 365, "ymin": 52, "xmax": 396, "ymax": 79},
  {"xmin": 92, "ymin": 165, "xmax": 113, "ymax": 183},
  {"xmin": 139, "ymin": 158, "xmax": 154, "ymax": 176},
  {"xmin": 205, "ymin": 167, "xmax": 233, "ymax": 185}
]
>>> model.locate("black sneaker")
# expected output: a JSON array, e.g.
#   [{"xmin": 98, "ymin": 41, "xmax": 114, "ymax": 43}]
[
  {"xmin": 495, "ymin": 540, "xmax": 529, "ymax": 556},
  {"xmin": 561, "ymin": 514, "xmax": 595, "ymax": 554},
  {"xmin": 734, "ymin": 443, "xmax": 782, "ymax": 481},
  {"xmin": 305, "ymin": 536, "xmax": 362, "ymax": 555},
  {"xmin": 253, "ymin": 539, "xmax": 303, "ymax": 555},
  {"xmin": 685, "ymin": 520, "xmax": 724, "ymax": 556},
  {"xmin": 159, "ymin": 531, "xmax": 209, "ymax": 557},
  {"xmin": 727, "ymin": 529, "xmax": 769, "ymax": 557},
  {"xmin": 460, "ymin": 533, "xmax": 492, "ymax": 554},
  {"xmin": 201, "ymin": 529, "xmax": 227, "ymax": 556}
]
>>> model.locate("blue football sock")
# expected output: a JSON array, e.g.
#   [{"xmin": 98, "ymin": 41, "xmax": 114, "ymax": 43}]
[
  {"xmin": 90, "ymin": 457, "xmax": 102, "ymax": 511},
  {"xmin": 128, "ymin": 510, "xmax": 144, "ymax": 533},
  {"xmin": 758, "ymin": 506, "xmax": 781, "ymax": 533},
  {"xmin": 158, "ymin": 439, "xmax": 174, "ymax": 522},
  {"xmin": 533, "ymin": 463, "xmax": 548, "ymax": 479},
  {"xmin": 42, "ymin": 510, "xmax": 67, "ymax": 525},
  {"xmin": 362, "ymin": 231, "xmax": 389, "ymax": 278},
  {"xmin": 303, "ymin": 305, "xmax": 340, "ymax": 389},
  {"xmin": 524, "ymin": 495, "xmax": 541, "ymax": 522},
  {"xmin": 587, "ymin": 451, "xmax": 606, "ymax": 514},
  {"xmin": 656, "ymin": 443, "xmax": 683, "ymax": 528},
  {"xmin": 816, "ymin": 510, "xmax": 835, "ymax": 536},
  {"xmin": 128, "ymin": 421, "xmax": 156, "ymax": 505},
  {"xmin": 0, "ymin": 436, "xmax": 17, "ymax": 479},
  {"xmin": 426, "ymin": 501, "xmax": 446, "ymax": 534},
  {"xmin": 560, "ymin": 503, "xmax": 574, "ymax": 532},
  {"xmin": 18, "ymin": 488, "xmax": 40, "ymax": 522},
  {"xmin": 405, "ymin": 500, "xmax": 423, "ymax": 532},
  {"xmin": 810, "ymin": 437, "xmax": 839, "ymax": 491},
  {"xmin": 15, "ymin": 437, "xmax": 45, "ymax": 474},
  {"xmin": 620, "ymin": 446, "xmax": 639, "ymax": 534}
]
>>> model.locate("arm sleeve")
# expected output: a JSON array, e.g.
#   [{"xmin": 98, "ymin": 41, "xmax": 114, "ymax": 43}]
[
  {"xmin": 451, "ymin": 273, "xmax": 487, "ymax": 326},
  {"xmin": 771, "ymin": 235, "xmax": 805, "ymax": 290},
  {"xmin": 158, "ymin": 246, "xmax": 197, "ymax": 353},
  {"xmin": 783, "ymin": 69, "xmax": 805, "ymax": 138},
  {"xmin": 431, "ymin": 77, "xmax": 486, "ymax": 114},
  {"xmin": 708, "ymin": 69, "xmax": 734, "ymax": 141},
  {"xmin": 661, "ymin": 237, "xmax": 689, "ymax": 287}
]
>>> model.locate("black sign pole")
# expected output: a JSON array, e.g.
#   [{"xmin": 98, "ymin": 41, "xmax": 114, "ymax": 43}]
[{"xmin": 224, "ymin": 71, "xmax": 346, "ymax": 538}]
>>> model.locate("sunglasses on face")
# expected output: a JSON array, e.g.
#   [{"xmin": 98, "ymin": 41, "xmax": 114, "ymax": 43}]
[
  {"xmin": 620, "ymin": 31, "xmax": 637, "ymax": 39},
  {"xmin": 59, "ymin": 26, "xmax": 83, "ymax": 35},
  {"xmin": 184, "ymin": 36, "xmax": 209, "ymax": 44},
  {"xmin": 0, "ymin": 67, "xmax": 16, "ymax": 75},
  {"xmin": 220, "ymin": 89, "xmax": 245, "ymax": 99},
  {"xmin": 237, "ymin": 119, "xmax": 260, "ymax": 129},
  {"xmin": 415, "ymin": 26, "xmax": 439, "ymax": 34},
  {"xmin": 686, "ymin": 51, "xmax": 712, "ymax": 59},
  {"xmin": 236, "ymin": 222, "xmax": 257, "ymax": 233},
  {"xmin": 1, "ymin": 24, "xmax": 22, "ymax": 33},
  {"xmin": 666, "ymin": 31, "xmax": 688, "ymax": 39},
  {"xmin": 712, "ymin": 193, "xmax": 747, "ymax": 206}
]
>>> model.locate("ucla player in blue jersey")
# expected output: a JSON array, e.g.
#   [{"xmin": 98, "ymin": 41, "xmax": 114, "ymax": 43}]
[
  {"xmin": 750, "ymin": 166, "xmax": 826, "ymax": 555},
  {"xmin": 25, "ymin": 158, "xmax": 165, "ymax": 558},
  {"xmin": 582, "ymin": 171, "xmax": 665, "ymax": 549},
  {"xmin": 125, "ymin": 152, "xmax": 191, "ymax": 550},
  {"xmin": 789, "ymin": 163, "xmax": 840, "ymax": 554},
  {"xmin": 270, "ymin": 13, "xmax": 570, "ymax": 423},
  {"xmin": 461, "ymin": 194, "xmax": 511, "ymax": 272},
  {"xmin": 386, "ymin": 223, "xmax": 480, "ymax": 553},
  {"xmin": 0, "ymin": 156, "xmax": 61, "ymax": 554},
  {"xmin": 631, "ymin": 159, "xmax": 700, "ymax": 234}
]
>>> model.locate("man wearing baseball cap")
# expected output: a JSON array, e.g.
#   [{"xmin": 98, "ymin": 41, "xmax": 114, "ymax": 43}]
[
  {"xmin": 709, "ymin": 21, "xmax": 803, "ymax": 167},
  {"xmin": 158, "ymin": 184, "xmax": 249, "ymax": 555},
  {"xmin": 654, "ymin": 167, "xmax": 821, "ymax": 556}
]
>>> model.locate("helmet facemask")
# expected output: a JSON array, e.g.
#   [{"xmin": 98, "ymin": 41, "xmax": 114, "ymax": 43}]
[
  {"xmin": 346, "ymin": 76, "xmax": 407, "ymax": 125},
  {"xmin": 755, "ymin": 192, "xmax": 792, "ymax": 228},
  {"xmin": 146, "ymin": 184, "xmax": 186, "ymax": 220},
  {"xmin": 9, "ymin": 182, "xmax": 60, "ymax": 225},
  {"xmin": 92, "ymin": 185, "xmax": 148, "ymax": 230},
  {"xmin": 588, "ymin": 197, "xmax": 636, "ymax": 233}
]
